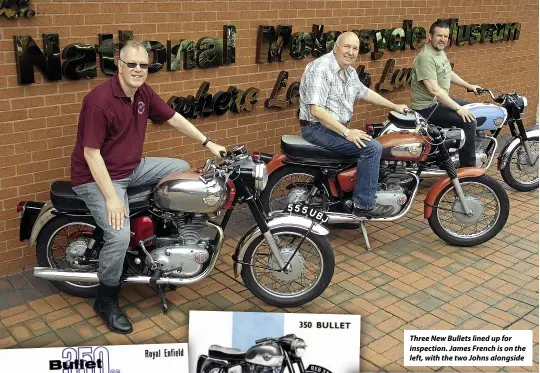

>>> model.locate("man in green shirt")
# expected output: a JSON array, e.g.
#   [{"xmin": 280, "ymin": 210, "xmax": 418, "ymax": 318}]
[{"xmin": 411, "ymin": 20, "xmax": 482, "ymax": 167}]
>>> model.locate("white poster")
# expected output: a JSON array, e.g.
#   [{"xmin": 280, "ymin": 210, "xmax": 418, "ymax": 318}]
[
  {"xmin": 189, "ymin": 310, "xmax": 360, "ymax": 373},
  {"xmin": 0, "ymin": 342, "xmax": 189, "ymax": 372}
]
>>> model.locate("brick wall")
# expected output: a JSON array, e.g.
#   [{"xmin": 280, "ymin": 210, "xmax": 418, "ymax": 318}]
[{"xmin": 0, "ymin": 0, "xmax": 538, "ymax": 275}]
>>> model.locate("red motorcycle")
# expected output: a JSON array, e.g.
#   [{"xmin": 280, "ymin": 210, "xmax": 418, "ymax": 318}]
[{"xmin": 261, "ymin": 110, "xmax": 510, "ymax": 249}]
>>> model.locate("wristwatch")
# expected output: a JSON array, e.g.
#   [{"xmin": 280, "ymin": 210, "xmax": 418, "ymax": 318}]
[
  {"xmin": 202, "ymin": 136, "xmax": 211, "ymax": 147},
  {"xmin": 342, "ymin": 128, "xmax": 350, "ymax": 137}
]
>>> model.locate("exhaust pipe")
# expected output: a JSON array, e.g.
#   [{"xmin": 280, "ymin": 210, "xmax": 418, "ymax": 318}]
[{"xmin": 33, "ymin": 267, "xmax": 221, "ymax": 286}]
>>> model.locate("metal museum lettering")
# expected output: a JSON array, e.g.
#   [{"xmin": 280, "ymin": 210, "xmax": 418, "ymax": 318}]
[{"xmin": 11, "ymin": 19, "xmax": 520, "ymax": 117}]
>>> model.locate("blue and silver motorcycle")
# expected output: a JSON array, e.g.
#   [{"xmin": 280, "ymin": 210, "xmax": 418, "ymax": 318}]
[{"xmin": 374, "ymin": 89, "xmax": 538, "ymax": 191}]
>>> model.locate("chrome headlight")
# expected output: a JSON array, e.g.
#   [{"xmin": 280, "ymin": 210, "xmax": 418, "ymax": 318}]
[
  {"xmin": 253, "ymin": 162, "xmax": 268, "ymax": 192},
  {"xmin": 519, "ymin": 95, "xmax": 528, "ymax": 113},
  {"xmin": 291, "ymin": 338, "xmax": 307, "ymax": 358},
  {"xmin": 457, "ymin": 128, "xmax": 466, "ymax": 149}
]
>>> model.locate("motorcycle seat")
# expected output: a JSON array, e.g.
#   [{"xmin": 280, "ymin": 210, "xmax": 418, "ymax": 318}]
[
  {"xmin": 388, "ymin": 111, "xmax": 417, "ymax": 129},
  {"xmin": 281, "ymin": 135, "xmax": 353, "ymax": 163},
  {"xmin": 50, "ymin": 181, "xmax": 154, "ymax": 214},
  {"xmin": 208, "ymin": 345, "xmax": 246, "ymax": 361}
]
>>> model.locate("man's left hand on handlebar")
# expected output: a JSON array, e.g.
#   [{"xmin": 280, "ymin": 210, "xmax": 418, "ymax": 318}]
[{"xmin": 469, "ymin": 85, "xmax": 482, "ymax": 95}]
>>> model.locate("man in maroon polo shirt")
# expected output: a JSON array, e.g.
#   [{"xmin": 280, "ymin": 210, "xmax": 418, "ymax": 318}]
[{"xmin": 71, "ymin": 40, "xmax": 226, "ymax": 334}]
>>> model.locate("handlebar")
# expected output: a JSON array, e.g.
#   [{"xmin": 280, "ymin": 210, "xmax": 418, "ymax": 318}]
[{"xmin": 466, "ymin": 88, "xmax": 500, "ymax": 102}]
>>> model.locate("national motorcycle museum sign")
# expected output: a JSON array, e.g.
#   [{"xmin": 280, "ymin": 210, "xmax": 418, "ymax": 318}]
[{"xmin": 12, "ymin": 19, "xmax": 521, "ymax": 119}]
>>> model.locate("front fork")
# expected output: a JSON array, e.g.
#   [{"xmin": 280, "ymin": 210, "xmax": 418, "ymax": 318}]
[{"xmin": 439, "ymin": 144, "xmax": 474, "ymax": 215}]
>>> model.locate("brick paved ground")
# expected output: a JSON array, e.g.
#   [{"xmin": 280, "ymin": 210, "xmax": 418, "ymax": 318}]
[{"xmin": 0, "ymin": 166, "xmax": 538, "ymax": 372}]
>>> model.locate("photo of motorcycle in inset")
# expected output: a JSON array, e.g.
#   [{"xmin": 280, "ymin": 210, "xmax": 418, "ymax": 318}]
[{"xmin": 196, "ymin": 334, "xmax": 330, "ymax": 373}]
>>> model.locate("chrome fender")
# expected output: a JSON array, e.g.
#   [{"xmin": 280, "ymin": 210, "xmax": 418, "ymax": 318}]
[
  {"xmin": 233, "ymin": 214, "xmax": 329, "ymax": 277},
  {"xmin": 497, "ymin": 130, "xmax": 539, "ymax": 170},
  {"xmin": 28, "ymin": 201, "xmax": 57, "ymax": 247}
]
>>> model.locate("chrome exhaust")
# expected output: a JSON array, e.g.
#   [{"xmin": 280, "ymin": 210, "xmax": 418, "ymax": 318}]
[{"xmin": 34, "ymin": 221, "xmax": 225, "ymax": 287}]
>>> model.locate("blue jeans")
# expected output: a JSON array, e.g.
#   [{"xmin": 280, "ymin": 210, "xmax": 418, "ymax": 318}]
[
  {"xmin": 301, "ymin": 124, "xmax": 382, "ymax": 209},
  {"xmin": 72, "ymin": 157, "xmax": 189, "ymax": 285}
]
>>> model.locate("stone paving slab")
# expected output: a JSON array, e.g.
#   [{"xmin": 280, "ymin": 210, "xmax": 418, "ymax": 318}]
[{"xmin": 0, "ymin": 168, "xmax": 538, "ymax": 372}]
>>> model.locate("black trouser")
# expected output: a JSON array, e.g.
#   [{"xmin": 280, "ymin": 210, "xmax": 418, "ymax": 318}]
[{"xmin": 418, "ymin": 98, "xmax": 477, "ymax": 167}]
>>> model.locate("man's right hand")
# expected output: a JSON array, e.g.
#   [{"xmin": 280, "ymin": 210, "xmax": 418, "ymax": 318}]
[
  {"xmin": 106, "ymin": 196, "xmax": 127, "ymax": 230},
  {"xmin": 456, "ymin": 106, "xmax": 476, "ymax": 123},
  {"xmin": 346, "ymin": 128, "xmax": 372, "ymax": 148}
]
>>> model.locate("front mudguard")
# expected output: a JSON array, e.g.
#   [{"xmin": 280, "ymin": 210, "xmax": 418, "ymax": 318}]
[
  {"xmin": 232, "ymin": 214, "xmax": 330, "ymax": 277},
  {"xmin": 424, "ymin": 168, "xmax": 486, "ymax": 219},
  {"xmin": 497, "ymin": 129, "xmax": 539, "ymax": 170}
]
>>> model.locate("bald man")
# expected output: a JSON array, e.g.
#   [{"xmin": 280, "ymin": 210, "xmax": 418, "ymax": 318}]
[{"xmin": 299, "ymin": 32, "xmax": 409, "ymax": 218}]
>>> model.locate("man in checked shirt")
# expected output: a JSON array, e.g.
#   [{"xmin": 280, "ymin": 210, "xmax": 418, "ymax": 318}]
[{"xmin": 299, "ymin": 32, "xmax": 409, "ymax": 218}]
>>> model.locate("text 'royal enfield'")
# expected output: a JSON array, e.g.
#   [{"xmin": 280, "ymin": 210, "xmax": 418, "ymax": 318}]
[{"xmin": 17, "ymin": 145, "xmax": 335, "ymax": 311}]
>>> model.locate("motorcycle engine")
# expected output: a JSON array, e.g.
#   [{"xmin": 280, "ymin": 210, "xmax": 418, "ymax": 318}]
[
  {"xmin": 150, "ymin": 213, "xmax": 211, "ymax": 278},
  {"xmin": 375, "ymin": 164, "xmax": 413, "ymax": 216}
]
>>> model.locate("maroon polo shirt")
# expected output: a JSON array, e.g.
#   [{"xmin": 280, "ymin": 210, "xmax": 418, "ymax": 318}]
[{"xmin": 70, "ymin": 74, "xmax": 176, "ymax": 186}]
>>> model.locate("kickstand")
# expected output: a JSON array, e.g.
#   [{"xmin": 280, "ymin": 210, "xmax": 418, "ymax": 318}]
[
  {"xmin": 156, "ymin": 284, "xmax": 168, "ymax": 314},
  {"xmin": 359, "ymin": 221, "xmax": 371, "ymax": 251}
]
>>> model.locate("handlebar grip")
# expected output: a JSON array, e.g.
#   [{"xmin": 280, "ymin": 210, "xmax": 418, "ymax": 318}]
[
  {"xmin": 255, "ymin": 337, "xmax": 270, "ymax": 344},
  {"xmin": 219, "ymin": 151, "xmax": 226, "ymax": 158}
]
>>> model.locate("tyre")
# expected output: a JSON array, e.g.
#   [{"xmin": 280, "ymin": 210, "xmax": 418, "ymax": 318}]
[
  {"xmin": 261, "ymin": 166, "xmax": 328, "ymax": 214},
  {"xmin": 500, "ymin": 136, "xmax": 539, "ymax": 192},
  {"xmin": 427, "ymin": 175, "xmax": 509, "ymax": 246},
  {"xmin": 241, "ymin": 226, "xmax": 334, "ymax": 307},
  {"xmin": 36, "ymin": 215, "xmax": 99, "ymax": 297}
]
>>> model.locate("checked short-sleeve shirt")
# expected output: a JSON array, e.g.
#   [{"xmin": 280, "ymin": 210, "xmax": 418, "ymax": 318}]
[{"xmin": 299, "ymin": 51, "xmax": 368, "ymax": 125}]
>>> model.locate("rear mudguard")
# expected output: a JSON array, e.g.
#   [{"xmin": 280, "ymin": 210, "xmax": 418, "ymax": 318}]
[
  {"xmin": 424, "ymin": 168, "xmax": 486, "ymax": 219},
  {"xmin": 28, "ymin": 201, "xmax": 57, "ymax": 247},
  {"xmin": 232, "ymin": 214, "xmax": 329, "ymax": 277},
  {"xmin": 497, "ymin": 129, "xmax": 539, "ymax": 170}
]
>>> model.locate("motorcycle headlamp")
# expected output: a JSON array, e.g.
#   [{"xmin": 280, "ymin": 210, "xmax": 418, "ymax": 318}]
[
  {"xmin": 253, "ymin": 162, "xmax": 268, "ymax": 192},
  {"xmin": 443, "ymin": 128, "xmax": 466, "ymax": 151},
  {"xmin": 291, "ymin": 338, "xmax": 307, "ymax": 358},
  {"xmin": 518, "ymin": 95, "xmax": 528, "ymax": 113}
]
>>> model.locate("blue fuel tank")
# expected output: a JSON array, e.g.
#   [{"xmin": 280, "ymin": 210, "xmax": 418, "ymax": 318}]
[{"xmin": 463, "ymin": 103, "xmax": 508, "ymax": 131}]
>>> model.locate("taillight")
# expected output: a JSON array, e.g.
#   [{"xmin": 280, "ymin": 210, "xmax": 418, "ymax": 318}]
[
  {"xmin": 366, "ymin": 124, "xmax": 374, "ymax": 136},
  {"xmin": 17, "ymin": 201, "xmax": 27, "ymax": 217}
]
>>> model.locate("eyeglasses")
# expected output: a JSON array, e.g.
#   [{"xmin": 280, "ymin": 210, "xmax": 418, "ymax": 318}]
[{"xmin": 119, "ymin": 58, "xmax": 149, "ymax": 69}]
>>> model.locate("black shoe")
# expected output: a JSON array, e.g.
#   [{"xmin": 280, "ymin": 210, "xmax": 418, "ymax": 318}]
[
  {"xmin": 93, "ymin": 282, "xmax": 133, "ymax": 334},
  {"xmin": 353, "ymin": 204, "xmax": 394, "ymax": 219}
]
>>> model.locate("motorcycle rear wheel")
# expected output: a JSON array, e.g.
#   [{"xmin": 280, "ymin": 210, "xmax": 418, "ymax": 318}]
[
  {"xmin": 261, "ymin": 166, "xmax": 328, "ymax": 214},
  {"xmin": 241, "ymin": 226, "xmax": 334, "ymax": 307},
  {"xmin": 500, "ymin": 136, "xmax": 539, "ymax": 192},
  {"xmin": 427, "ymin": 175, "xmax": 509, "ymax": 246},
  {"xmin": 36, "ymin": 215, "xmax": 99, "ymax": 298}
]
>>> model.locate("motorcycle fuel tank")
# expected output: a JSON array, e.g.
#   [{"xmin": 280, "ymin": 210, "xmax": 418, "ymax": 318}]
[
  {"xmin": 154, "ymin": 169, "xmax": 228, "ymax": 213},
  {"xmin": 245, "ymin": 343, "xmax": 284, "ymax": 367},
  {"xmin": 464, "ymin": 103, "xmax": 508, "ymax": 131},
  {"xmin": 377, "ymin": 132, "xmax": 432, "ymax": 162}
]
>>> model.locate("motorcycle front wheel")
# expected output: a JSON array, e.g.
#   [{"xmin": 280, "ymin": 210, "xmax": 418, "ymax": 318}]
[
  {"xmin": 500, "ymin": 136, "xmax": 539, "ymax": 192},
  {"xmin": 241, "ymin": 226, "xmax": 334, "ymax": 307},
  {"xmin": 36, "ymin": 215, "xmax": 99, "ymax": 297},
  {"xmin": 427, "ymin": 175, "xmax": 509, "ymax": 246}
]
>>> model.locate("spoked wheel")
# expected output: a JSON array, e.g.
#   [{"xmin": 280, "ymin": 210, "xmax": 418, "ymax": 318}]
[
  {"xmin": 241, "ymin": 226, "xmax": 334, "ymax": 307},
  {"xmin": 261, "ymin": 166, "xmax": 328, "ymax": 214},
  {"xmin": 428, "ymin": 175, "xmax": 509, "ymax": 247},
  {"xmin": 500, "ymin": 136, "xmax": 539, "ymax": 191},
  {"xmin": 36, "ymin": 215, "xmax": 100, "ymax": 297}
]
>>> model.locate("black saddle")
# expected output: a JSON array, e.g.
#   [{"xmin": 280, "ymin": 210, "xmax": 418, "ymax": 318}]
[
  {"xmin": 389, "ymin": 110, "xmax": 487, "ymax": 128},
  {"xmin": 388, "ymin": 111, "xmax": 418, "ymax": 129},
  {"xmin": 281, "ymin": 135, "xmax": 353, "ymax": 163},
  {"xmin": 208, "ymin": 345, "xmax": 246, "ymax": 361},
  {"xmin": 50, "ymin": 181, "xmax": 154, "ymax": 214}
]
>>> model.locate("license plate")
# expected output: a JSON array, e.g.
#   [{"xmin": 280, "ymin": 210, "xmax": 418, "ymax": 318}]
[
  {"xmin": 306, "ymin": 365, "xmax": 333, "ymax": 373},
  {"xmin": 285, "ymin": 203, "xmax": 329, "ymax": 224}
]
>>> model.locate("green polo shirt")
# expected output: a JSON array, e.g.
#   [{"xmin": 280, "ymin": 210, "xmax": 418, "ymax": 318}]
[{"xmin": 411, "ymin": 43, "xmax": 453, "ymax": 110}]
